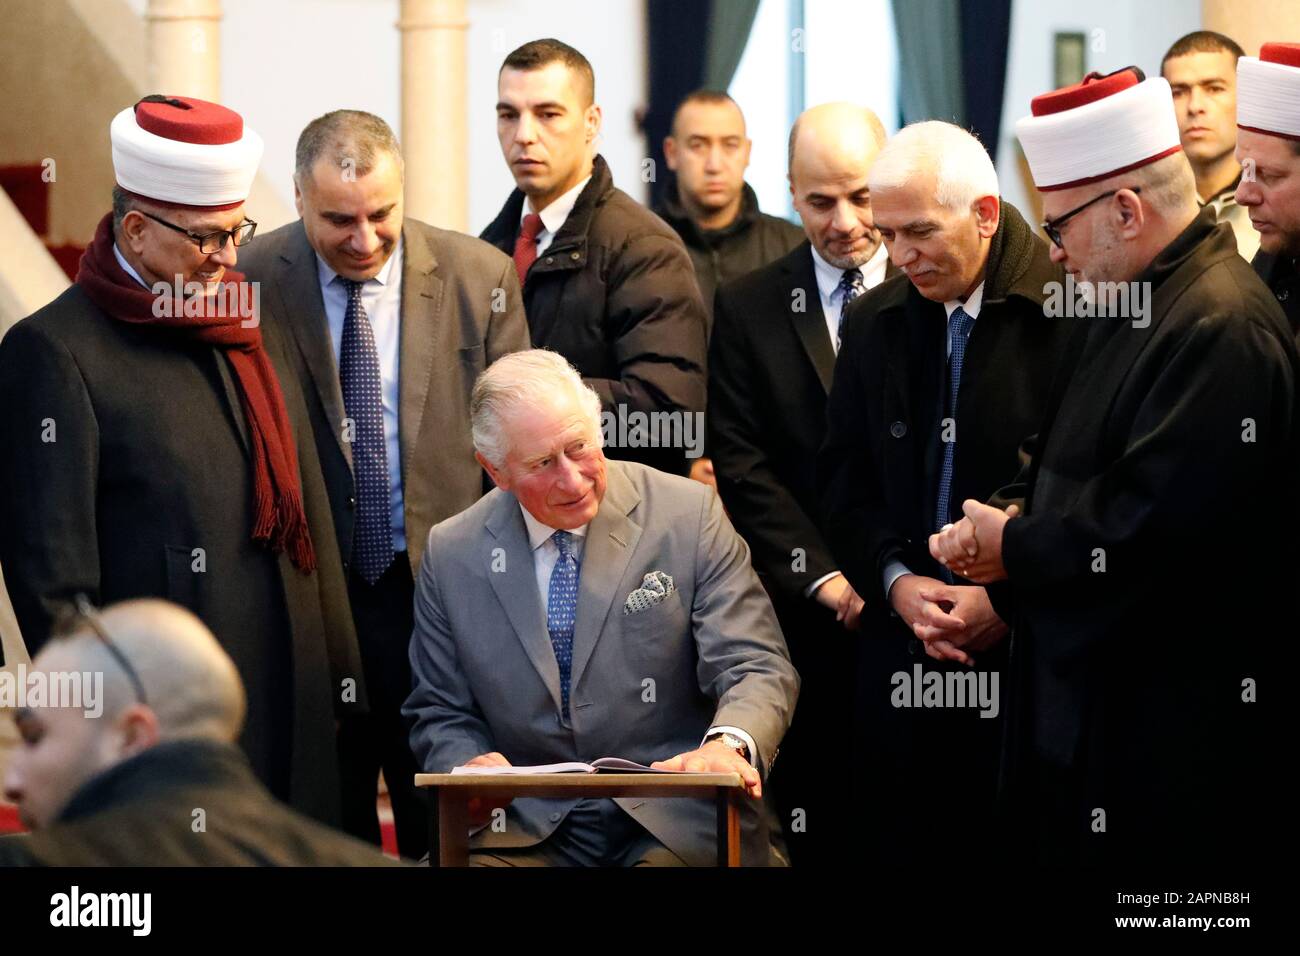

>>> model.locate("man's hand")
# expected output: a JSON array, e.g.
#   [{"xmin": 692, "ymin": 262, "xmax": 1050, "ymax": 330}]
[
  {"xmin": 888, "ymin": 574, "xmax": 974, "ymax": 665},
  {"xmin": 913, "ymin": 583, "xmax": 1008, "ymax": 655},
  {"xmin": 688, "ymin": 457, "xmax": 717, "ymax": 490},
  {"xmin": 928, "ymin": 500, "xmax": 1019, "ymax": 583},
  {"xmin": 462, "ymin": 751, "xmax": 513, "ymax": 826},
  {"xmin": 814, "ymin": 573, "xmax": 864, "ymax": 630},
  {"xmin": 651, "ymin": 740, "xmax": 761, "ymax": 798}
]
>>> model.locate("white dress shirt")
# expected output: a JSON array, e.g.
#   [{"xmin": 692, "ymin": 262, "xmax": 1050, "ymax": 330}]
[
  {"xmin": 883, "ymin": 280, "xmax": 987, "ymax": 600},
  {"xmin": 317, "ymin": 240, "xmax": 407, "ymax": 551},
  {"xmin": 518, "ymin": 503, "xmax": 758, "ymax": 768},
  {"xmin": 809, "ymin": 241, "xmax": 890, "ymax": 354},
  {"xmin": 520, "ymin": 504, "xmax": 590, "ymax": 607},
  {"xmin": 522, "ymin": 175, "xmax": 593, "ymax": 259},
  {"xmin": 112, "ymin": 244, "xmax": 148, "ymax": 288}
]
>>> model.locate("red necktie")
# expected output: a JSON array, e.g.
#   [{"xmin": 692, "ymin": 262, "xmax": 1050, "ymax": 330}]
[{"xmin": 513, "ymin": 213, "xmax": 544, "ymax": 287}]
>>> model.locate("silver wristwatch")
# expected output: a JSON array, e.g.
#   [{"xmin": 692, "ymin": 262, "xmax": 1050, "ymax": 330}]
[{"xmin": 707, "ymin": 732, "xmax": 750, "ymax": 761}]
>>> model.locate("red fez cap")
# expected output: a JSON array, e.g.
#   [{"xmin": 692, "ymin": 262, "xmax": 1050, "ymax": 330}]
[{"xmin": 133, "ymin": 95, "xmax": 244, "ymax": 146}]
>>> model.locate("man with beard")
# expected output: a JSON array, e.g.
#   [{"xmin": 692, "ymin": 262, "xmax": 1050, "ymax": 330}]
[
  {"xmin": 1234, "ymin": 42, "xmax": 1300, "ymax": 337},
  {"xmin": 931, "ymin": 67, "xmax": 1297, "ymax": 865},
  {"xmin": 707, "ymin": 103, "xmax": 891, "ymax": 865},
  {"xmin": 817, "ymin": 120, "xmax": 1072, "ymax": 860}
]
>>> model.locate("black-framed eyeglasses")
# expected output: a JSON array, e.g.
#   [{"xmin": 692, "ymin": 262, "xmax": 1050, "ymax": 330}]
[
  {"xmin": 70, "ymin": 594, "xmax": 149, "ymax": 706},
  {"xmin": 140, "ymin": 211, "xmax": 257, "ymax": 255},
  {"xmin": 1041, "ymin": 186, "xmax": 1141, "ymax": 250}
]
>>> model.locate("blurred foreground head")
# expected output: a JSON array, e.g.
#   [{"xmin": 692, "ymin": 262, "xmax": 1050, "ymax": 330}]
[{"xmin": 3, "ymin": 599, "xmax": 244, "ymax": 828}]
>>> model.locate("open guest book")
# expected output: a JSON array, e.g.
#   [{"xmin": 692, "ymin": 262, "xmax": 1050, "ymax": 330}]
[{"xmin": 450, "ymin": 757, "xmax": 698, "ymax": 775}]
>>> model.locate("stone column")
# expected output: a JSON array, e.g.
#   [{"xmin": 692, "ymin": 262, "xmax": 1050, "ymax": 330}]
[
  {"xmin": 398, "ymin": 0, "xmax": 469, "ymax": 231},
  {"xmin": 145, "ymin": 0, "xmax": 222, "ymax": 100},
  {"xmin": 1202, "ymin": 0, "xmax": 1300, "ymax": 56}
]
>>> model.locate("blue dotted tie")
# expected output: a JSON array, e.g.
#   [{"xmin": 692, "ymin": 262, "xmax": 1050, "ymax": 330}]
[
  {"xmin": 935, "ymin": 307, "xmax": 975, "ymax": 543},
  {"xmin": 546, "ymin": 530, "xmax": 580, "ymax": 718},
  {"xmin": 836, "ymin": 269, "xmax": 866, "ymax": 350},
  {"xmin": 340, "ymin": 278, "xmax": 393, "ymax": 584}
]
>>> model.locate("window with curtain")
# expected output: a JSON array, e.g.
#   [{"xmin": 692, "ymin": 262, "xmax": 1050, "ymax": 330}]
[{"xmin": 730, "ymin": 0, "xmax": 900, "ymax": 220}]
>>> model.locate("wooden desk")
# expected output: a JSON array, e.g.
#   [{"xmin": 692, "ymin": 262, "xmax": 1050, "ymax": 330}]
[{"xmin": 414, "ymin": 772, "xmax": 745, "ymax": 867}]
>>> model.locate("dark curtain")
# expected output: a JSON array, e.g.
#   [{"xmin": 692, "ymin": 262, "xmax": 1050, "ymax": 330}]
[
  {"xmin": 644, "ymin": 0, "xmax": 759, "ymax": 207},
  {"xmin": 960, "ymin": 0, "xmax": 1013, "ymax": 157},
  {"xmin": 704, "ymin": 0, "xmax": 760, "ymax": 90},
  {"xmin": 891, "ymin": 0, "xmax": 966, "ymax": 127}
]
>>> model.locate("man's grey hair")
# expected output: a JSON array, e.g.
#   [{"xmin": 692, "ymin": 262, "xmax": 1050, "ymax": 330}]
[
  {"xmin": 1126, "ymin": 151, "xmax": 1198, "ymax": 218},
  {"xmin": 471, "ymin": 350, "xmax": 603, "ymax": 467},
  {"xmin": 869, "ymin": 120, "xmax": 1000, "ymax": 211},
  {"xmin": 294, "ymin": 109, "xmax": 404, "ymax": 186}
]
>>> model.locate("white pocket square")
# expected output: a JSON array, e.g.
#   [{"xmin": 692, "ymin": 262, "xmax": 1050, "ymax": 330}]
[{"xmin": 623, "ymin": 571, "xmax": 675, "ymax": 615}]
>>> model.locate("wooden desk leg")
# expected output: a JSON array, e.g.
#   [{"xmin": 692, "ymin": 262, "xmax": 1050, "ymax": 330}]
[
  {"xmin": 716, "ymin": 789, "xmax": 742, "ymax": 867},
  {"xmin": 427, "ymin": 786, "xmax": 439, "ymax": 867},
  {"xmin": 438, "ymin": 790, "xmax": 470, "ymax": 867}
]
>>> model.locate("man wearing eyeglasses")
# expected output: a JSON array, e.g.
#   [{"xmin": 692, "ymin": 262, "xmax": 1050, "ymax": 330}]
[
  {"xmin": 0, "ymin": 598, "xmax": 394, "ymax": 866},
  {"xmin": 0, "ymin": 96, "xmax": 363, "ymax": 829},
  {"xmin": 929, "ymin": 68, "xmax": 1297, "ymax": 865}
]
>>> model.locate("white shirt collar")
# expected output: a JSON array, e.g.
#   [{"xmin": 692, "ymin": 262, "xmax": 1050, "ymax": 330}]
[
  {"xmin": 315, "ymin": 235, "xmax": 404, "ymax": 291},
  {"xmin": 519, "ymin": 503, "xmax": 590, "ymax": 551},
  {"xmin": 112, "ymin": 243, "xmax": 150, "ymax": 289},
  {"xmin": 943, "ymin": 279, "xmax": 985, "ymax": 320},
  {"xmin": 809, "ymin": 241, "xmax": 888, "ymax": 303},
  {"xmin": 523, "ymin": 175, "xmax": 592, "ymax": 237}
]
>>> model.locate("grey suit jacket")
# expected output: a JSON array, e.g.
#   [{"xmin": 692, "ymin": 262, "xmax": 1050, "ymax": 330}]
[
  {"xmin": 237, "ymin": 218, "xmax": 531, "ymax": 579},
  {"xmin": 403, "ymin": 459, "xmax": 799, "ymax": 865}
]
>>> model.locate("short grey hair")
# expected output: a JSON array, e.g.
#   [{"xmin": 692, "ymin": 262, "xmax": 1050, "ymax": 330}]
[
  {"xmin": 1127, "ymin": 151, "xmax": 1198, "ymax": 217},
  {"xmin": 869, "ymin": 120, "xmax": 999, "ymax": 211},
  {"xmin": 294, "ymin": 109, "xmax": 404, "ymax": 186},
  {"xmin": 471, "ymin": 350, "xmax": 603, "ymax": 467}
]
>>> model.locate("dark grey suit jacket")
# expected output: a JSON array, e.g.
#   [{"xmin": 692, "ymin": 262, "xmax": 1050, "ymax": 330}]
[
  {"xmin": 238, "ymin": 218, "xmax": 531, "ymax": 581},
  {"xmin": 403, "ymin": 459, "xmax": 799, "ymax": 865}
]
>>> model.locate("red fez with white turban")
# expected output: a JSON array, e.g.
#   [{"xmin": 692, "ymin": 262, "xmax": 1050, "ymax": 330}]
[
  {"xmin": 1237, "ymin": 43, "xmax": 1300, "ymax": 141},
  {"xmin": 110, "ymin": 95, "xmax": 263, "ymax": 209},
  {"xmin": 1016, "ymin": 67, "xmax": 1182, "ymax": 192}
]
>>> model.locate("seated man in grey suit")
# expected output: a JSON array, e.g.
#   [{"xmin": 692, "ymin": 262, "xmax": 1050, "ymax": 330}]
[{"xmin": 403, "ymin": 349, "xmax": 798, "ymax": 866}]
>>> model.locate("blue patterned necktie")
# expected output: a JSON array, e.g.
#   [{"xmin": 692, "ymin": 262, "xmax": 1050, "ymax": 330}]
[
  {"xmin": 546, "ymin": 530, "xmax": 580, "ymax": 718},
  {"xmin": 835, "ymin": 269, "xmax": 867, "ymax": 351},
  {"xmin": 340, "ymin": 278, "xmax": 393, "ymax": 584},
  {"xmin": 935, "ymin": 307, "xmax": 975, "ymax": 543}
]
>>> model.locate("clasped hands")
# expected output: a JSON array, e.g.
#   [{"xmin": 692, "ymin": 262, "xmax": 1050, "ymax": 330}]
[
  {"xmin": 882, "ymin": 499, "xmax": 1021, "ymax": 665},
  {"xmin": 927, "ymin": 499, "xmax": 1020, "ymax": 584}
]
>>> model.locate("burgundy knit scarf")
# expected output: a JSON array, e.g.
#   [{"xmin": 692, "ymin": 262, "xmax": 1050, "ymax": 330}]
[{"xmin": 76, "ymin": 213, "xmax": 315, "ymax": 571}]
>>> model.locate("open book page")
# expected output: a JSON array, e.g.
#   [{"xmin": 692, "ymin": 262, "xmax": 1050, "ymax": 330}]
[{"xmin": 449, "ymin": 757, "xmax": 696, "ymax": 775}]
